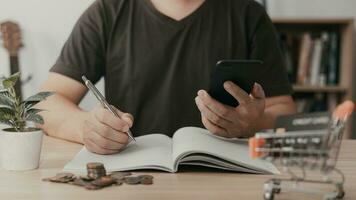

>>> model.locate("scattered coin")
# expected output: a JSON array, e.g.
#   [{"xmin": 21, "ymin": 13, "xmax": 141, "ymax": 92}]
[
  {"xmin": 138, "ymin": 175, "xmax": 154, "ymax": 179},
  {"xmin": 69, "ymin": 178, "xmax": 91, "ymax": 187},
  {"xmin": 42, "ymin": 162, "xmax": 154, "ymax": 190},
  {"xmin": 110, "ymin": 171, "xmax": 132, "ymax": 181},
  {"xmin": 91, "ymin": 176, "xmax": 116, "ymax": 187},
  {"xmin": 114, "ymin": 179, "xmax": 124, "ymax": 186},
  {"xmin": 85, "ymin": 184, "xmax": 102, "ymax": 190},
  {"xmin": 79, "ymin": 176, "xmax": 95, "ymax": 181},
  {"xmin": 42, "ymin": 173, "xmax": 76, "ymax": 183},
  {"xmin": 140, "ymin": 179, "xmax": 153, "ymax": 185},
  {"xmin": 124, "ymin": 176, "xmax": 141, "ymax": 185},
  {"xmin": 139, "ymin": 175, "xmax": 154, "ymax": 185}
]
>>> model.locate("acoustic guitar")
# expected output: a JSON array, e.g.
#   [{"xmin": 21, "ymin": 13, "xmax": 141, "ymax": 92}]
[{"xmin": 0, "ymin": 21, "xmax": 24, "ymax": 100}]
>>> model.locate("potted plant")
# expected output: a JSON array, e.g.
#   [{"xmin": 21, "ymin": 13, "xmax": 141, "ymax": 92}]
[{"xmin": 0, "ymin": 72, "xmax": 53, "ymax": 171}]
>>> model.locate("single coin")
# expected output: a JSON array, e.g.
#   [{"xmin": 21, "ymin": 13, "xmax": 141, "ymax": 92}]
[
  {"xmin": 139, "ymin": 175, "xmax": 154, "ymax": 185},
  {"xmin": 91, "ymin": 176, "xmax": 115, "ymax": 187},
  {"xmin": 57, "ymin": 173, "xmax": 76, "ymax": 178},
  {"xmin": 111, "ymin": 171, "xmax": 132, "ymax": 177},
  {"xmin": 69, "ymin": 178, "xmax": 92, "ymax": 187},
  {"xmin": 110, "ymin": 172, "xmax": 132, "ymax": 181},
  {"xmin": 140, "ymin": 178, "xmax": 153, "ymax": 185},
  {"xmin": 85, "ymin": 184, "xmax": 102, "ymax": 190},
  {"xmin": 114, "ymin": 179, "xmax": 124, "ymax": 186},
  {"xmin": 79, "ymin": 176, "xmax": 95, "ymax": 181},
  {"xmin": 42, "ymin": 173, "xmax": 76, "ymax": 183},
  {"xmin": 56, "ymin": 177, "xmax": 75, "ymax": 183},
  {"xmin": 124, "ymin": 176, "xmax": 141, "ymax": 185},
  {"xmin": 138, "ymin": 175, "xmax": 154, "ymax": 180}
]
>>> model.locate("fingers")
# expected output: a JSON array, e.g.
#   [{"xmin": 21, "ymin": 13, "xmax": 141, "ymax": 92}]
[
  {"xmin": 85, "ymin": 120, "xmax": 129, "ymax": 144},
  {"xmin": 196, "ymin": 82, "xmax": 266, "ymax": 139},
  {"xmin": 195, "ymin": 96, "xmax": 233, "ymax": 128},
  {"xmin": 84, "ymin": 130, "xmax": 126, "ymax": 150},
  {"xmin": 83, "ymin": 138, "xmax": 119, "ymax": 155},
  {"xmin": 201, "ymin": 115, "xmax": 231, "ymax": 138},
  {"xmin": 251, "ymin": 83, "xmax": 266, "ymax": 100},
  {"xmin": 94, "ymin": 106, "xmax": 130, "ymax": 132},
  {"xmin": 110, "ymin": 105, "xmax": 134, "ymax": 127},
  {"xmin": 82, "ymin": 105, "xmax": 134, "ymax": 155},
  {"xmin": 197, "ymin": 90, "xmax": 236, "ymax": 121},
  {"xmin": 223, "ymin": 81, "xmax": 250, "ymax": 104}
]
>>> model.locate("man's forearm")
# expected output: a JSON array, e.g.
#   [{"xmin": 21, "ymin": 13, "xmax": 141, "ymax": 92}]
[
  {"xmin": 256, "ymin": 99, "xmax": 297, "ymax": 132},
  {"xmin": 37, "ymin": 94, "xmax": 89, "ymax": 144}
]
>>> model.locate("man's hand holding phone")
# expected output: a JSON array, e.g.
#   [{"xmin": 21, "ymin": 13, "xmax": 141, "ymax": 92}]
[
  {"xmin": 195, "ymin": 81, "xmax": 266, "ymax": 138},
  {"xmin": 82, "ymin": 105, "xmax": 134, "ymax": 155}
]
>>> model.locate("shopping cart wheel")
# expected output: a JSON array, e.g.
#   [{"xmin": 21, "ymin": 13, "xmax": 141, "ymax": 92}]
[
  {"xmin": 263, "ymin": 192, "xmax": 274, "ymax": 200},
  {"xmin": 336, "ymin": 191, "xmax": 345, "ymax": 199},
  {"xmin": 335, "ymin": 183, "xmax": 345, "ymax": 199},
  {"xmin": 273, "ymin": 188, "xmax": 281, "ymax": 194},
  {"xmin": 272, "ymin": 180, "xmax": 281, "ymax": 194}
]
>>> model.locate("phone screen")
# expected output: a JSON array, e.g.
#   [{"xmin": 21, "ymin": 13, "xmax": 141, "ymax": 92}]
[{"xmin": 208, "ymin": 60, "xmax": 263, "ymax": 107}]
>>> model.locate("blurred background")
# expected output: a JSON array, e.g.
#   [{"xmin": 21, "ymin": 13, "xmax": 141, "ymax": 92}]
[{"xmin": 1, "ymin": 0, "xmax": 356, "ymax": 137}]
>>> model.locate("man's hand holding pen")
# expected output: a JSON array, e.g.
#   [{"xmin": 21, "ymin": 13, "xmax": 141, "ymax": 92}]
[{"xmin": 82, "ymin": 105, "xmax": 134, "ymax": 155}]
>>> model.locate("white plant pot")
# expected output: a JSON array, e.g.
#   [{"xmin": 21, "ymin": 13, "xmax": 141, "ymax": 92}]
[{"xmin": 0, "ymin": 129, "xmax": 43, "ymax": 171}]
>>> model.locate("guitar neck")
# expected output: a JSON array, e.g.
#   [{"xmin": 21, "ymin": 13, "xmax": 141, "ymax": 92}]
[
  {"xmin": 9, "ymin": 55, "xmax": 23, "ymax": 100},
  {"xmin": 10, "ymin": 55, "xmax": 20, "ymax": 74}
]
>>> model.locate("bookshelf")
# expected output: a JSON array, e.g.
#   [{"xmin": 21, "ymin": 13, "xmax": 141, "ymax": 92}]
[
  {"xmin": 292, "ymin": 85, "xmax": 348, "ymax": 93},
  {"xmin": 272, "ymin": 18, "xmax": 355, "ymax": 138}
]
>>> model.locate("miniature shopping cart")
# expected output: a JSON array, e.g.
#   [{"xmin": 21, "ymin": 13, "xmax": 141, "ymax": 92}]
[{"xmin": 249, "ymin": 101, "xmax": 354, "ymax": 200}]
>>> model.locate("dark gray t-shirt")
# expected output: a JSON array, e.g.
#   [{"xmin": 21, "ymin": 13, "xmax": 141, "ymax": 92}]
[{"xmin": 51, "ymin": 0, "xmax": 293, "ymax": 137}]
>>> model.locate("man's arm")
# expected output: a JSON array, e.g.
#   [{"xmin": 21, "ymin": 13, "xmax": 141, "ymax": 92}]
[
  {"xmin": 37, "ymin": 73, "xmax": 133, "ymax": 155},
  {"xmin": 37, "ymin": 73, "xmax": 88, "ymax": 143},
  {"xmin": 256, "ymin": 95, "xmax": 296, "ymax": 131},
  {"xmin": 195, "ymin": 82, "xmax": 296, "ymax": 138}
]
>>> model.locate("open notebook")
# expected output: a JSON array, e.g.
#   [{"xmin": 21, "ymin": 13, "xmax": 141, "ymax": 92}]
[{"xmin": 64, "ymin": 127, "xmax": 279, "ymax": 174}]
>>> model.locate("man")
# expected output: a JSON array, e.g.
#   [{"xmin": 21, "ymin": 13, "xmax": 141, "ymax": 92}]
[{"xmin": 38, "ymin": 0, "xmax": 296, "ymax": 155}]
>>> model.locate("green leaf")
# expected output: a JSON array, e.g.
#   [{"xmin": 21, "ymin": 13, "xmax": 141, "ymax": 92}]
[
  {"xmin": 25, "ymin": 108, "xmax": 44, "ymax": 118},
  {"xmin": 23, "ymin": 92, "xmax": 54, "ymax": 109},
  {"xmin": 24, "ymin": 92, "xmax": 54, "ymax": 102},
  {"xmin": 2, "ymin": 72, "xmax": 20, "ymax": 89},
  {"xmin": 0, "ymin": 90, "xmax": 9, "ymax": 95},
  {"xmin": 0, "ymin": 119, "xmax": 14, "ymax": 127},
  {"xmin": 0, "ymin": 106, "xmax": 15, "ymax": 123},
  {"xmin": 26, "ymin": 113, "xmax": 44, "ymax": 125},
  {"xmin": 0, "ymin": 94, "xmax": 15, "ymax": 108}
]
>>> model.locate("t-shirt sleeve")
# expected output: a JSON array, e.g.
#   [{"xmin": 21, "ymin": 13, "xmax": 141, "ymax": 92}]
[
  {"xmin": 50, "ymin": 0, "xmax": 107, "ymax": 84},
  {"xmin": 245, "ymin": 1, "xmax": 293, "ymax": 97}
]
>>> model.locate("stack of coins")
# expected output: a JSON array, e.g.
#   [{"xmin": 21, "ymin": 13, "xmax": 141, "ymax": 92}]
[{"xmin": 87, "ymin": 162, "xmax": 107, "ymax": 179}]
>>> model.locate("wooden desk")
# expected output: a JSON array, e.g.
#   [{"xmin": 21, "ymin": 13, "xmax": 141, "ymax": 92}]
[{"xmin": 0, "ymin": 136, "xmax": 355, "ymax": 200}]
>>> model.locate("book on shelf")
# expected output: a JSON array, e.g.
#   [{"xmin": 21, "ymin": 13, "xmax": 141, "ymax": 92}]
[
  {"xmin": 295, "ymin": 93, "xmax": 338, "ymax": 113},
  {"xmin": 279, "ymin": 31, "xmax": 340, "ymax": 87}
]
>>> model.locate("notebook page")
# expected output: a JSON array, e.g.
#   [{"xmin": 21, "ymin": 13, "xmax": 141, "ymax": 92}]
[
  {"xmin": 64, "ymin": 134, "xmax": 174, "ymax": 173},
  {"xmin": 172, "ymin": 127, "xmax": 279, "ymax": 174}
]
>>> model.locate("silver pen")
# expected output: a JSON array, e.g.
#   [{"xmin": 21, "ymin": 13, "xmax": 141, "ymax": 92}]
[{"xmin": 82, "ymin": 76, "xmax": 136, "ymax": 142}]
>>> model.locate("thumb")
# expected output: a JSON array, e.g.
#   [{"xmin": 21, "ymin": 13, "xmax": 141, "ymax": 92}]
[
  {"xmin": 121, "ymin": 113, "xmax": 134, "ymax": 128},
  {"xmin": 110, "ymin": 105, "xmax": 134, "ymax": 127},
  {"xmin": 251, "ymin": 83, "xmax": 265, "ymax": 99}
]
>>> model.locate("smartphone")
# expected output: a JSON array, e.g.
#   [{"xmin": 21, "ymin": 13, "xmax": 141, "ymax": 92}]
[{"xmin": 208, "ymin": 60, "xmax": 263, "ymax": 107}]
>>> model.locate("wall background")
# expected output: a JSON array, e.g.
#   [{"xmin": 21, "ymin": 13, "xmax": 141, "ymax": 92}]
[
  {"xmin": 0, "ymin": 0, "xmax": 97, "ymax": 110},
  {"xmin": 0, "ymin": 0, "xmax": 355, "ymax": 110}
]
